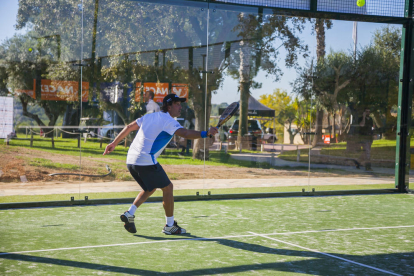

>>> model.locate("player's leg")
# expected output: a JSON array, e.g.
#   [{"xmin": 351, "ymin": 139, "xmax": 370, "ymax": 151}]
[
  {"xmin": 133, "ymin": 189, "xmax": 157, "ymax": 208},
  {"xmin": 121, "ymin": 189, "xmax": 156, "ymax": 233},
  {"xmin": 121, "ymin": 165, "xmax": 151, "ymax": 233},
  {"xmin": 161, "ymin": 183, "xmax": 174, "ymax": 217},
  {"xmin": 161, "ymin": 183, "xmax": 186, "ymax": 235}
]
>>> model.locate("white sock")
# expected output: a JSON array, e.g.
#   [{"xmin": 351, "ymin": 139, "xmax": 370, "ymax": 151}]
[
  {"xmin": 166, "ymin": 216, "xmax": 174, "ymax": 227},
  {"xmin": 128, "ymin": 205, "xmax": 137, "ymax": 216}
]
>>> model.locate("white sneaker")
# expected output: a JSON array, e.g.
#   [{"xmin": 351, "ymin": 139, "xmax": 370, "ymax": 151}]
[{"xmin": 162, "ymin": 221, "xmax": 186, "ymax": 235}]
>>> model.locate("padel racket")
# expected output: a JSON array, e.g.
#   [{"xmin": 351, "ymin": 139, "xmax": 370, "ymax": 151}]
[{"xmin": 209, "ymin": 102, "xmax": 239, "ymax": 138}]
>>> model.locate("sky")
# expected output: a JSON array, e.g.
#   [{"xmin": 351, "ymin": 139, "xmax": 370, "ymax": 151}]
[
  {"xmin": 0, "ymin": 1, "xmax": 27, "ymax": 41},
  {"xmin": 0, "ymin": 1, "xmax": 401, "ymax": 104}
]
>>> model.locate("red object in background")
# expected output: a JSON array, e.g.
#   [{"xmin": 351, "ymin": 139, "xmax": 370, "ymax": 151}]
[
  {"xmin": 322, "ymin": 135, "xmax": 330, "ymax": 144},
  {"xmin": 229, "ymin": 129, "xmax": 234, "ymax": 134}
]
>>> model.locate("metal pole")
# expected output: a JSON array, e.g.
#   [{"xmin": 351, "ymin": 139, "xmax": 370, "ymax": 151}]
[{"xmin": 395, "ymin": 2, "xmax": 414, "ymax": 192}]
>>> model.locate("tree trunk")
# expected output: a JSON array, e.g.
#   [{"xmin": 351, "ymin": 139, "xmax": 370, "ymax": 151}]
[
  {"xmin": 62, "ymin": 104, "xmax": 80, "ymax": 138},
  {"xmin": 315, "ymin": 19, "xmax": 326, "ymax": 60},
  {"xmin": 192, "ymin": 87, "xmax": 212, "ymax": 160},
  {"xmin": 237, "ymin": 82, "xmax": 250, "ymax": 150},
  {"xmin": 312, "ymin": 18, "xmax": 326, "ymax": 147},
  {"xmin": 312, "ymin": 110, "xmax": 323, "ymax": 147},
  {"xmin": 192, "ymin": 101, "xmax": 206, "ymax": 160},
  {"xmin": 331, "ymin": 113, "xmax": 334, "ymax": 143},
  {"xmin": 237, "ymin": 34, "xmax": 251, "ymax": 151},
  {"xmin": 20, "ymin": 96, "xmax": 45, "ymax": 127},
  {"xmin": 289, "ymin": 133, "xmax": 295, "ymax": 144}
]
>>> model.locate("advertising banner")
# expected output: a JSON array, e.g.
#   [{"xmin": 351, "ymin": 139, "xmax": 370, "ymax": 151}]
[
  {"xmin": 0, "ymin": 97, "xmax": 14, "ymax": 139},
  {"xmin": 145, "ymin": 82, "xmax": 169, "ymax": 103},
  {"xmin": 135, "ymin": 83, "xmax": 189, "ymax": 103},
  {"xmin": 171, "ymin": 83, "xmax": 189, "ymax": 100},
  {"xmin": 135, "ymin": 82, "xmax": 169, "ymax": 103},
  {"xmin": 40, "ymin": 80, "xmax": 88, "ymax": 102}
]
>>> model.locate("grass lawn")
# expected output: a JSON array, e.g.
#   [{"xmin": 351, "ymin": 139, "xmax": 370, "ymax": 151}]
[
  {"xmin": 0, "ymin": 137, "xmax": 275, "ymax": 169},
  {"xmin": 0, "ymin": 194, "xmax": 413, "ymax": 275},
  {"xmin": 279, "ymin": 139, "xmax": 401, "ymax": 163}
]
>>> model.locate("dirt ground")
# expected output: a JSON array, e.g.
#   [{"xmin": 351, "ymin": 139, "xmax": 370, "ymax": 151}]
[{"xmin": 0, "ymin": 145, "xmax": 362, "ymax": 184}]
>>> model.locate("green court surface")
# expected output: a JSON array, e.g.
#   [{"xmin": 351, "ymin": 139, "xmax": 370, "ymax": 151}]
[{"xmin": 1, "ymin": 194, "xmax": 413, "ymax": 275}]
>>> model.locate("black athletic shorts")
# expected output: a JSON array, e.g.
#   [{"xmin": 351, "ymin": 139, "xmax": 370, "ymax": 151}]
[{"xmin": 127, "ymin": 163, "xmax": 171, "ymax": 191}]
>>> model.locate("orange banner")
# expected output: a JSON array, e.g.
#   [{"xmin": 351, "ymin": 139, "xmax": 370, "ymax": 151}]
[
  {"xmin": 15, "ymin": 89, "xmax": 35, "ymax": 99},
  {"xmin": 81, "ymin": 82, "xmax": 89, "ymax": 102},
  {"xmin": 40, "ymin": 80, "xmax": 88, "ymax": 102},
  {"xmin": 135, "ymin": 82, "xmax": 189, "ymax": 103},
  {"xmin": 146, "ymin": 82, "xmax": 169, "ymax": 103},
  {"xmin": 171, "ymin": 83, "xmax": 189, "ymax": 100},
  {"xmin": 135, "ymin": 82, "xmax": 169, "ymax": 103}
]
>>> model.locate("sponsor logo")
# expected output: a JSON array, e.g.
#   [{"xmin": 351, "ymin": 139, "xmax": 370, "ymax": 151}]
[
  {"xmin": 171, "ymin": 83, "xmax": 188, "ymax": 99},
  {"xmin": 135, "ymin": 83, "xmax": 189, "ymax": 103},
  {"xmin": 40, "ymin": 80, "xmax": 88, "ymax": 102}
]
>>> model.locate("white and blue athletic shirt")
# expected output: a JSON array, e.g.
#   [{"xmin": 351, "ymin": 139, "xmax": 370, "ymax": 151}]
[{"xmin": 126, "ymin": 112, "xmax": 183, "ymax": 165}]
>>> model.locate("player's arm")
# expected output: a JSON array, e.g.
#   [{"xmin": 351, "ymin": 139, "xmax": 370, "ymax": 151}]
[
  {"xmin": 175, "ymin": 127, "xmax": 218, "ymax": 139},
  {"xmin": 103, "ymin": 121, "xmax": 139, "ymax": 155}
]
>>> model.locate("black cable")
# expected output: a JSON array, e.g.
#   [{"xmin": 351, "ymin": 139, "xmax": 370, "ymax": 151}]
[{"xmin": 49, "ymin": 165, "xmax": 112, "ymax": 177}]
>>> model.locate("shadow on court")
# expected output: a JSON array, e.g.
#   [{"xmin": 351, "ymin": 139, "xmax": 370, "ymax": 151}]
[{"xmin": 1, "ymin": 235, "xmax": 413, "ymax": 275}]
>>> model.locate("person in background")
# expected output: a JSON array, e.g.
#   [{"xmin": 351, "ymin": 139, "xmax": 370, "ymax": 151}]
[
  {"xmin": 358, "ymin": 107, "xmax": 374, "ymax": 171},
  {"xmin": 145, "ymin": 90, "xmax": 160, "ymax": 114}
]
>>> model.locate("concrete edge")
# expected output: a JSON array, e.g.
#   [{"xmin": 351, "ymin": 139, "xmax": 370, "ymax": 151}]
[{"xmin": 0, "ymin": 189, "xmax": 399, "ymax": 209}]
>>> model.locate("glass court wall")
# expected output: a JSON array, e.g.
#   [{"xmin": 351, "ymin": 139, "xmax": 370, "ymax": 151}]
[{"xmin": 0, "ymin": 0, "xmax": 410, "ymax": 204}]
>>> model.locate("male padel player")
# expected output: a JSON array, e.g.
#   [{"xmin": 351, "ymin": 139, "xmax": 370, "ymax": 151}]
[{"xmin": 103, "ymin": 94, "xmax": 218, "ymax": 235}]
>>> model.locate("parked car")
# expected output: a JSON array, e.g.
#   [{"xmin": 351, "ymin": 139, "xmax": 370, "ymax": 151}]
[
  {"xmin": 99, "ymin": 123, "xmax": 117, "ymax": 138},
  {"xmin": 228, "ymin": 119, "xmax": 263, "ymax": 150},
  {"xmin": 263, "ymin": 128, "xmax": 278, "ymax": 143}
]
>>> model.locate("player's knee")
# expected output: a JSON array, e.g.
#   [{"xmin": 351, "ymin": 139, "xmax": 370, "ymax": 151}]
[
  {"xmin": 162, "ymin": 183, "xmax": 173, "ymax": 192},
  {"xmin": 167, "ymin": 183, "xmax": 173, "ymax": 191}
]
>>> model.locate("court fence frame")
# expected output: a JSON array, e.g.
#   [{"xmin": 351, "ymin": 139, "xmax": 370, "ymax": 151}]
[
  {"xmin": 3, "ymin": 0, "xmax": 414, "ymax": 208},
  {"xmin": 188, "ymin": 0, "xmax": 414, "ymax": 194}
]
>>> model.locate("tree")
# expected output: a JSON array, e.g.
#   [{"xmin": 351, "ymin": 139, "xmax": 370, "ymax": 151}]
[
  {"xmin": 293, "ymin": 51, "xmax": 354, "ymax": 143},
  {"xmin": 259, "ymin": 89, "xmax": 309, "ymax": 144},
  {"xmin": 228, "ymin": 12, "xmax": 308, "ymax": 150},
  {"xmin": 293, "ymin": 25, "xmax": 401, "ymax": 146},
  {"xmin": 315, "ymin": 52, "xmax": 353, "ymax": 137},
  {"xmin": 364, "ymin": 26, "xmax": 400, "ymax": 138},
  {"xmin": 312, "ymin": 18, "xmax": 332, "ymax": 147},
  {"xmin": 0, "ymin": 33, "xmax": 72, "ymax": 134},
  {"xmin": 11, "ymin": 1, "xmax": 311, "ymax": 158}
]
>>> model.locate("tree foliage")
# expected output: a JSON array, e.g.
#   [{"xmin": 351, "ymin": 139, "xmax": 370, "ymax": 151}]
[
  {"xmin": 292, "ymin": 25, "xmax": 401, "ymax": 141},
  {"xmin": 259, "ymin": 89, "xmax": 310, "ymax": 144}
]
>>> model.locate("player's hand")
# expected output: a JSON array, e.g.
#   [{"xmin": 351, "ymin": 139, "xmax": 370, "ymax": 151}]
[
  {"xmin": 207, "ymin": 127, "xmax": 218, "ymax": 137},
  {"xmin": 103, "ymin": 143, "xmax": 116, "ymax": 155}
]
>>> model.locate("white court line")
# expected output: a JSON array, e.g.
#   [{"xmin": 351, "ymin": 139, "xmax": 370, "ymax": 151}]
[
  {"xmin": 1, "ymin": 225, "xmax": 413, "ymax": 256},
  {"xmin": 265, "ymin": 225, "xmax": 414, "ymax": 236},
  {"xmin": 249, "ymin": 232, "xmax": 402, "ymax": 276}
]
